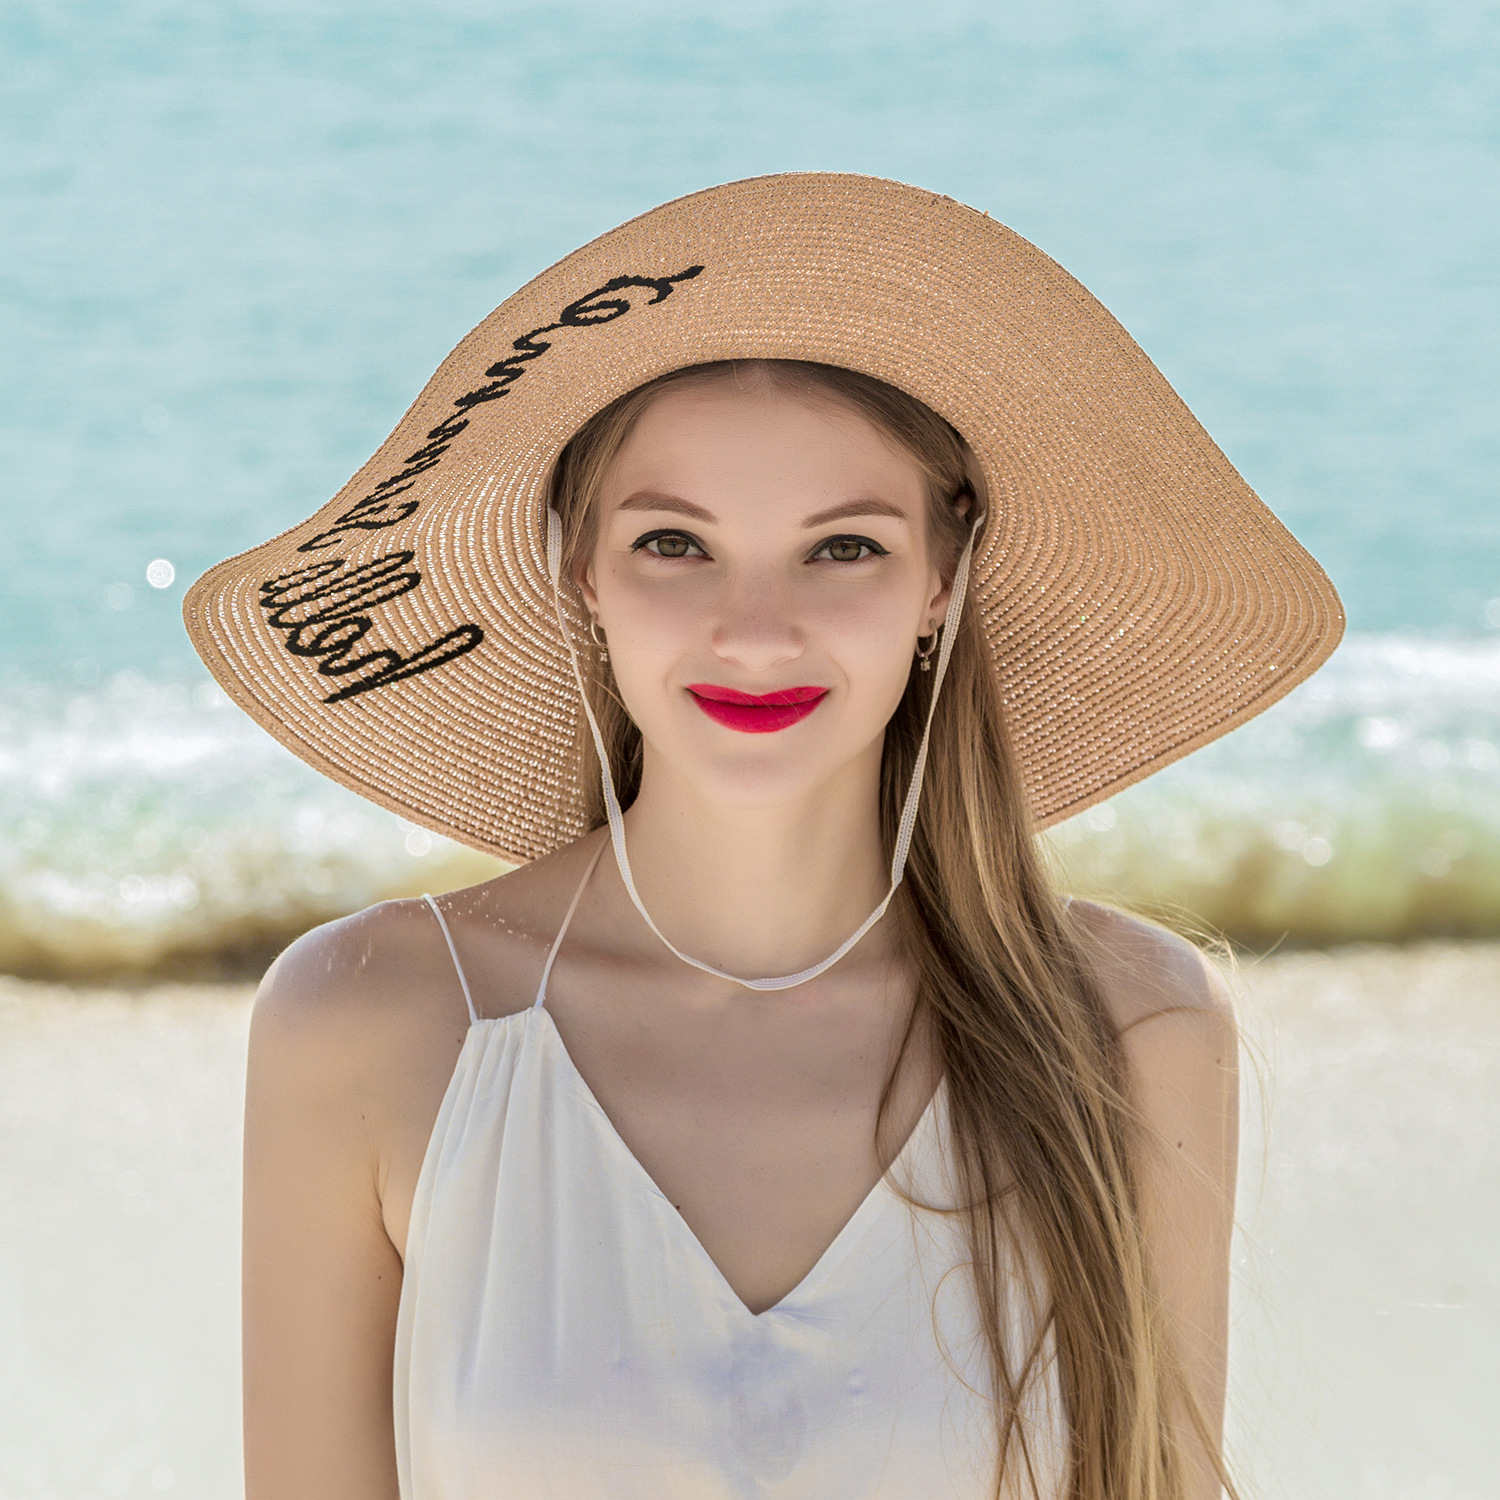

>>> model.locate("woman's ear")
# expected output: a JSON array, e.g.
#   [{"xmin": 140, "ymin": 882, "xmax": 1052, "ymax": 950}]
[
  {"xmin": 922, "ymin": 487, "xmax": 977, "ymax": 626},
  {"xmin": 922, "ymin": 577, "xmax": 951, "ymax": 632},
  {"xmin": 574, "ymin": 560, "xmax": 599, "ymax": 616}
]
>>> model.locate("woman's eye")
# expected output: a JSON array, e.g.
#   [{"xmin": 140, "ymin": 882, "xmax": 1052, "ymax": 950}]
[
  {"xmin": 632, "ymin": 531, "xmax": 703, "ymax": 560},
  {"xmin": 629, "ymin": 531, "xmax": 887, "ymax": 563},
  {"xmin": 815, "ymin": 536, "xmax": 885, "ymax": 563}
]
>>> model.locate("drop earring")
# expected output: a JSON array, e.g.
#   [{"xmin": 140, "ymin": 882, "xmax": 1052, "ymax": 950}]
[
  {"xmin": 915, "ymin": 624, "xmax": 938, "ymax": 672},
  {"xmin": 589, "ymin": 617, "xmax": 609, "ymax": 663}
]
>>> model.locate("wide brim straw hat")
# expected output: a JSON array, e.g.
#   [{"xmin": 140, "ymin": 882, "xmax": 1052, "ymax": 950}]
[{"xmin": 182, "ymin": 170, "xmax": 1345, "ymax": 866}]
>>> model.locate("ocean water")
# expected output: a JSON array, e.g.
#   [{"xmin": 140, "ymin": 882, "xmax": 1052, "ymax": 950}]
[{"xmin": 3, "ymin": 1, "xmax": 1497, "ymax": 978}]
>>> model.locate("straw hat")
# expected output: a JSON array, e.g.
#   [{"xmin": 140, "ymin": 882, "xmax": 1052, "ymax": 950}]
[{"xmin": 181, "ymin": 170, "xmax": 1345, "ymax": 868}]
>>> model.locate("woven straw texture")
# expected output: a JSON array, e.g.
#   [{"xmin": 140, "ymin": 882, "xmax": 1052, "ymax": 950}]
[{"xmin": 181, "ymin": 170, "xmax": 1345, "ymax": 866}]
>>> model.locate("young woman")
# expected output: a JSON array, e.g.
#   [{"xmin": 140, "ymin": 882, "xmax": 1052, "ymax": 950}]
[{"xmin": 187, "ymin": 174, "xmax": 1344, "ymax": 1500}]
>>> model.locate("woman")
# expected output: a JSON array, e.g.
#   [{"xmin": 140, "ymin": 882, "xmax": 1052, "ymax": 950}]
[{"xmin": 188, "ymin": 173, "xmax": 1344, "ymax": 1499}]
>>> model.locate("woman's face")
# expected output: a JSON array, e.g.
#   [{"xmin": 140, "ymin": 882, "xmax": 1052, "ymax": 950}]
[{"xmin": 578, "ymin": 376, "xmax": 957, "ymax": 805}]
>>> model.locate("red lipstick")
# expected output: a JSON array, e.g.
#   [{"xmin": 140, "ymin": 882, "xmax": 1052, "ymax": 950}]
[{"xmin": 686, "ymin": 683, "xmax": 829, "ymax": 734}]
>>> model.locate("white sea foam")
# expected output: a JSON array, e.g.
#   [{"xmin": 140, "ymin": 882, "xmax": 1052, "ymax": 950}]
[{"xmin": 1, "ymin": 630, "xmax": 1495, "ymax": 977}]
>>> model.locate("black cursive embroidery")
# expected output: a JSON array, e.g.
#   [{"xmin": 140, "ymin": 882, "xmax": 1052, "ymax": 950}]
[
  {"xmin": 260, "ymin": 262, "xmax": 705, "ymax": 703},
  {"xmin": 296, "ymin": 268, "xmax": 705, "ymax": 554},
  {"xmin": 258, "ymin": 553, "xmax": 484, "ymax": 704}
]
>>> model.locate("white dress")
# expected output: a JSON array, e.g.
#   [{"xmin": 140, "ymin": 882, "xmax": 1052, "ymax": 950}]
[{"xmin": 394, "ymin": 841, "xmax": 1070, "ymax": 1497}]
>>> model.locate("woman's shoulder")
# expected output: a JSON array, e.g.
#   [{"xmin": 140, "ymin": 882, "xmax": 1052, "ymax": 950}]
[
  {"xmin": 249, "ymin": 882, "xmax": 503, "ymax": 1082},
  {"xmin": 244, "ymin": 880, "xmax": 540, "ymax": 1182},
  {"xmin": 256, "ymin": 894, "xmax": 459, "ymax": 1031},
  {"xmin": 1063, "ymin": 897, "xmax": 1237, "ymax": 1041},
  {"xmin": 256, "ymin": 832, "xmax": 604, "ymax": 1043}
]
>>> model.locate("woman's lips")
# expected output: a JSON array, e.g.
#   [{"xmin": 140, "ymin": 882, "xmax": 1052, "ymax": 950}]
[
  {"xmin": 687, "ymin": 683, "xmax": 827, "ymax": 706},
  {"xmin": 687, "ymin": 687, "xmax": 828, "ymax": 734}
]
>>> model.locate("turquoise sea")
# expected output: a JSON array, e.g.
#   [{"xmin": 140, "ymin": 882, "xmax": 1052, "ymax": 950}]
[{"xmin": 3, "ymin": 1, "xmax": 1497, "ymax": 979}]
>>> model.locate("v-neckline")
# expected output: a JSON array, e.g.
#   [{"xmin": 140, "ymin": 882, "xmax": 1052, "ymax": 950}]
[{"xmin": 520, "ymin": 1003, "xmax": 945, "ymax": 1323}]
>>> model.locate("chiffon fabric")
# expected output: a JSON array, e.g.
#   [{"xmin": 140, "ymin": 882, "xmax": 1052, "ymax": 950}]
[{"xmin": 395, "ymin": 842, "xmax": 1069, "ymax": 1498}]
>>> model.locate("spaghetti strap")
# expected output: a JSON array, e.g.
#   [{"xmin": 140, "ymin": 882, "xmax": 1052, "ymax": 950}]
[
  {"xmin": 534, "ymin": 834, "xmax": 611, "ymax": 1011},
  {"xmin": 421, "ymin": 892, "xmax": 478, "ymax": 1026}
]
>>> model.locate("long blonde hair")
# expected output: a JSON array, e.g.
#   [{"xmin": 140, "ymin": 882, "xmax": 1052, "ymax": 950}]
[{"xmin": 546, "ymin": 358, "xmax": 1246, "ymax": 1500}]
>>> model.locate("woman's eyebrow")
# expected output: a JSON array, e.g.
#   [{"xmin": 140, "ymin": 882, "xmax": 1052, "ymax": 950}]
[{"xmin": 616, "ymin": 489, "xmax": 911, "ymax": 528}]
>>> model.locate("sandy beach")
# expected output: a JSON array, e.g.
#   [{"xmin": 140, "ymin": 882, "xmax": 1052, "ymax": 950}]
[{"xmin": 2, "ymin": 939, "xmax": 1495, "ymax": 1500}]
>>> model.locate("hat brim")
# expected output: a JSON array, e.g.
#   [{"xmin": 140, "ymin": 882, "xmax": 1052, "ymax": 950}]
[{"xmin": 182, "ymin": 170, "xmax": 1345, "ymax": 865}]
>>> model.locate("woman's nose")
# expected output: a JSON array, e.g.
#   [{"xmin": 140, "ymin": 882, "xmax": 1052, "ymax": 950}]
[{"xmin": 706, "ymin": 584, "xmax": 806, "ymax": 665}]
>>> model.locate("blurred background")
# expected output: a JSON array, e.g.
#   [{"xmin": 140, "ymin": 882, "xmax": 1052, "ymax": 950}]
[{"xmin": 1, "ymin": 2, "xmax": 1494, "ymax": 1497}]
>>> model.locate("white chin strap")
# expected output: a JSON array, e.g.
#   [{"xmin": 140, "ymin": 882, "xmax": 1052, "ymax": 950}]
[{"xmin": 544, "ymin": 504, "xmax": 983, "ymax": 992}]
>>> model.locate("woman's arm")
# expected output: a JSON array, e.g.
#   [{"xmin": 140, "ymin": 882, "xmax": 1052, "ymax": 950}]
[
  {"xmin": 241, "ymin": 920, "xmax": 404, "ymax": 1499},
  {"xmin": 1077, "ymin": 904, "xmax": 1241, "ymax": 1500},
  {"xmin": 1120, "ymin": 963, "xmax": 1239, "ymax": 1500}
]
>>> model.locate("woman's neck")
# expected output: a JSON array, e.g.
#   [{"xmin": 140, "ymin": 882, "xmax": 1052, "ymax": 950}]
[{"xmin": 597, "ymin": 777, "xmax": 902, "ymax": 992}]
